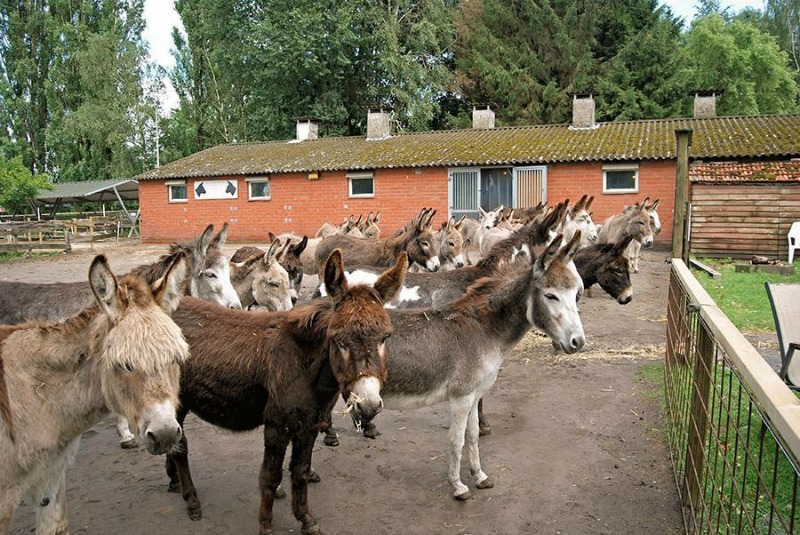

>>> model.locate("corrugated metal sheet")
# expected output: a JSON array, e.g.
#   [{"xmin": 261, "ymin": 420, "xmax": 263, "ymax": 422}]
[{"xmin": 137, "ymin": 115, "xmax": 800, "ymax": 180}]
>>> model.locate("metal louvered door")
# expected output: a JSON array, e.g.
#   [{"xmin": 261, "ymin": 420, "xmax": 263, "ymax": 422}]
[
  {"xmin": 513, "ymin": 166, "xmax": 547, "ymax": 207},
  {"xmin": 449, "ymin": 168, "xmax": 480, "ymax": 220}
]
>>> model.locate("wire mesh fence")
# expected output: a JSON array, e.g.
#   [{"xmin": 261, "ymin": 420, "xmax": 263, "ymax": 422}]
[{"xmin": 665, "ymin": 259, "xmax": 800, "ymax": 534}]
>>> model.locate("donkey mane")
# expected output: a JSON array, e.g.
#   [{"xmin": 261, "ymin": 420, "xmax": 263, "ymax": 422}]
[{"xmin": 129, "ymin": 248, "xmax": 193, "ymax": 291}]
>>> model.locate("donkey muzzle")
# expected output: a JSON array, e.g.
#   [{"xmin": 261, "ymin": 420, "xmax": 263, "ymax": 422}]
[{"xmin": 350, "ymin": 376, "xmax": 384, "ymax": 423}]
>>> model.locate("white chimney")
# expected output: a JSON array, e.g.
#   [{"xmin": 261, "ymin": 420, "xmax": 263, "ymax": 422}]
[
  {"xmin": 571, "ymin": 94, "xmax": 595, "ymax": 129},
  {"xmin": 693, "ymin": 90, "xmax": 720, "ymax": 119},
  {"xmin": 472, "ymin": 105, "xmax": 495, "ymax": 129},
  {"xmin": 296, "ymin": 118, "xmax": 319, "ymax": 141},
  {"xmin": 367, "ymin": 107, "xmax": 392, "ymax": 140}
]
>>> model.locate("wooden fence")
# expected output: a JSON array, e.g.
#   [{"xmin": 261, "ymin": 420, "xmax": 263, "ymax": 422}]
[
  {"xmin": 690, "ymin": 182, "xmax": 800, "ymax": 260},
  {"xmin": 0, "ymin": 217, "xmax": 135, "ymax": 253}
]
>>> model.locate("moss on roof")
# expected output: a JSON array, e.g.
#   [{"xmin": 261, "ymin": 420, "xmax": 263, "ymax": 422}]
[{"xmin": 137, "ymin": 115, "xmax": 800, "ymax": 180}]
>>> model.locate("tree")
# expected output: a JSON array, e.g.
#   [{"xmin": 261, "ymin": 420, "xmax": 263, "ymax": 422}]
[
  {"xmin": 679, "ymin": 14, "xmax": 798, "ymax": 115},
  {"xmin": 764, "ymin": 0, "xmax": 800, "ymax": 73},
  {"xmin": 0, "ymin": 155, "xmax": 52, "ymax": 215}
]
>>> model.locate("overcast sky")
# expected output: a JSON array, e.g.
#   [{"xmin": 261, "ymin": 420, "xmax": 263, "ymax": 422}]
[{"xmin": 141, "ymin": 0, "xmax": 765, "ymax": 112}]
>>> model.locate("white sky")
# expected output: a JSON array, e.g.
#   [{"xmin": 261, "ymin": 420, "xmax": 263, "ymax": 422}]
[{"xmin": 140, "ymin": 0, "xmax": 765, "ymax": 112}]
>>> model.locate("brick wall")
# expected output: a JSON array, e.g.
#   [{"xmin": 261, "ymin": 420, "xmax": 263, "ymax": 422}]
[
  {"xmin": 140, "ymin": 168, "xmax": 449, "ymax": 243},
  {"xmin": 140, "ymin": 160, "xmax": 676, "ymax": 244},
  {"xmin": 547, "ymin": 160, "xmax": 675, "ymax": 243}
]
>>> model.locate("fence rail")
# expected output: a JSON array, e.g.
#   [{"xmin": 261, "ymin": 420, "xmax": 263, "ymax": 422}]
[
  {"xmin": 665, "ymin": 259, "xmax": 800, "ymax": 534},
  {"xmin": 0, "ymin": 217, "xmax": 137, "ymax": 253}
]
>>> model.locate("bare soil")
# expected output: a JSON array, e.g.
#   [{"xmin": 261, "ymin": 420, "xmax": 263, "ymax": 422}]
[{"xmin": 5, "ymin": 241, "xmax": 684, "ymax": 535}]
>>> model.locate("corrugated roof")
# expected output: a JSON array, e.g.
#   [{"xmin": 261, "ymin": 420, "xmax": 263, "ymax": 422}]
[
  {"xmin": 690, "ymin": 160, "xmax": 800, "ymax": 182},
  {"xmin": 35, "ymin": 179, "xmax": 138, "ymax": 205},
  {"xmin": 137, "ymin": 114, "xmax": 800, "ymax": 180}
]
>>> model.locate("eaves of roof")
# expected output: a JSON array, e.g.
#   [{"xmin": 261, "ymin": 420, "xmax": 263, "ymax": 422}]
[{"xmin": 137, "ymin": 115, "xmax": 800, "ymax": 181}]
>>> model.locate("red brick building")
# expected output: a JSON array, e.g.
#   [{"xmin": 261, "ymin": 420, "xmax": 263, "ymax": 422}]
[{"xmin": 136, "ymin": 94, "xmax": 800, "ymax": 245}]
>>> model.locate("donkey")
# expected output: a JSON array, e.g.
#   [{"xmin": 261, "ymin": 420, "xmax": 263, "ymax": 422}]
[
  {"xmin": 314, "ymin": 207, "xmax": 440, "ymax": 273},
  {"xmin": 361, "ymin": 232, "xmax": 584, "ymax": 500},
  {"xmin": 0, "ymin": 223, "xmax": 241, "ymax": 326},
  {"xmin": 315, "ymin": 215, "xmax": 365, "ymax": 239},
  {"xmin": 0, "ymin": 254, "xmax": 190, "ymax": 534},
  {"xmin": 435, "ymin": 215, "xmax": 467, "ymax": 269},
  {"xmin": 562, "ymin": 194, "xmax": 598, "ymax": 248},
  {"xmin": 229, "ymin": 239, "xmax": 295, "ymax": 311},
  {"xmin": 359, "ymin": 211, "xmax": 382, "ymax": 239},
  {"xmin": 574, "ymin": 236, "xmax": 635, "ymax": 305},
  {"xmin": 245, "ymin": 233, "xmax": 309, "ymax": 295},
  {"xmin": 622, "ymin": 198, "xmax": 661, "ymax": 272},
  {"xmin": 597, "ymin": 199, "xmax": 655, "ymax": 273},
  {"xmin": 163, "ymin": 250, "xmax": 407, "ymax": 534}
]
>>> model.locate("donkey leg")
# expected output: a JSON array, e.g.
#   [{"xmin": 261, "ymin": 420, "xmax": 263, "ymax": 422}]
[
  {"xmin": 166, "ymin": 409, "xmax": 203, "ymax": 521},
  {"xmin": 448, "ymin": 396, "xmax": 474, "ymax": 500},
  {"xmin": 288, "ymin": 431, "xmax": 321, "ymax": 535},
  {"xmin": 467, "ymin": 400, "xmax": 493, "ymax": 490},
  {"xmin": 259, "ymin": 424, "xmax": 291, "ymax": 535},
  {"xmin": 477, "ymin": 398, "xmax": 491, "ymax": 436},
  {"xmin": 116, "ymin": 414, "xmax": 137, "ymax": 449},
  {"xmin": 34, "ymin": 438, "xmax": 78, "ymax": 535}
]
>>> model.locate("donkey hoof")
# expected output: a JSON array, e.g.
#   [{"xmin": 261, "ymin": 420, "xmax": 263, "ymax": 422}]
[
  {"xmin": 188, "ymin": 505, "xmax": 203, "ymax": 521},
  {"xmin": 323, "ymin": 433, "xmax": 339, "ymax": 447},
  {"xmin": 120, "ymin": 438, "xmax": 138, "ymax": 449},
  {"xmin": 362, "ymin": 423, "xmax": 381, "ymax": 439},
  {"xmin": 167, "ymin": 481, "xmax": 180, "ymax": 493},
  {"xmin": 301, "ymin": 522, "xmax": 321, "ymax": 535},
  {"xmin": 308, "ymin": 469, "xmax": 321, "ymax": 483},
  {"xmin": 454, "ymin": 489, "xmax": 474, "ymax": 501},
  {"xmin": 478, "ymin": 423, "xmax": 492, "ymax": 436},
  {"xmin": 275, "ymin": 485, "xmax": 287, "ymax": 499},
  {"xmin": 476, "ymin": 477, "xmax": 494, "ymax": 490}
]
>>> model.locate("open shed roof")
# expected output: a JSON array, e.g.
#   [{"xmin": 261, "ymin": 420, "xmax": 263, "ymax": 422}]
[{"xmin": 35, "ymin": 179, "xmax": 138, "ymax": 206}]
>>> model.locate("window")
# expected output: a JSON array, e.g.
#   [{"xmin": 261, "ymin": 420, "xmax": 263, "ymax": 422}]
[
  {"xmin": 348, "ymin": 171, "xmax": 374, "ymax": 198},
  {"xmin": 246, "ymin": 176, "xmax": 270, "ymax": 200},
  {"xmin": 167, "ymin": 180, "xmax": 187, "ymax": 202},
  {"xmin": 603, "ymin": 163, "xmax": 639, "ymax": 193}
]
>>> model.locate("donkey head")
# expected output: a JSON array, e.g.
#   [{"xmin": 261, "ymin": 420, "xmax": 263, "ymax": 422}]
[
  {"xmin": 625, "ymin": 203, "xmax": 654, "ymax": 248},
  {"xmin": 192, "ymin": 223, "xmax": 242, "ymax": 309},
  {"xmin": 478, "ymin": 205, "xmax": 504, "ymax": 230},
  {"xmin": 89, "ymin": 254, "xmax": 190, "ymax": 455},
  {"xmin": 406, "ymin": 208, "xmax": 441, "ymax": 272},
  {"xmin": 528, "ymin": 232, "xmax": 586, "ymax": 354},
  {"xmin": 231, "ymin": 239, "xmax": 294, "ymax": 311},
  {"xmin": 585, "ymin": 236, "xmax": 634, "ymax": 305},
  {"xmin": 361, "ymin": 211, "xmax": 382, "ymax": 240},
  {"xmin": 323, "ymin": 249, "xmax": 408, "ymax": 424},
  {"xmin": 437, "ymin": 216, "xmax": 466, "ymax": 269},
  {"xmin": 647, "ymin": 199, "xmax": 662, "ymax": 235}
]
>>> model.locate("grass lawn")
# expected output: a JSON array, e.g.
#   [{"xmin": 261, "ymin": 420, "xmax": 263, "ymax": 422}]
[{"xmin": 690, "ymin": 258, "xmax": 800, "ymax": 332}]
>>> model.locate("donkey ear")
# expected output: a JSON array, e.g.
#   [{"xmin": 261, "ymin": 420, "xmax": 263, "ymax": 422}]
[
  {"xmin": 152, "ymin": 252, "xmax": 189, "ymax": 315},
  {"xmin": 366, "ymin": 211, "xmax": 374, "ymax": 224},
  {"xmin": 197, "ymin": 224, "xmax": 214, "ymax": 256},
  {"xmin": 373, "ymin": 252, "xmax": 409, "ymax": 304},
  {"xmin": 266, "ymin": 238, "xmax": 281, "ymax": 263},
  {"xmin": 209, "ymin": 222, "xmax": 229, "ymax": 252},
  {"xmin": 268, "ymin": 231, "xmax": 277, "ymax": 243},
  {"xmin": 535, "ymin": 234, "xmax": 563, "ymax": 274},
  {"xmin": 293, "ymin": 235, "xmax": 308, "ymax": 256},
  {"xmin": 585, "ymin": 196, "xmax": 594, "ymax": 211},
  {"xmin": 374, "ymin": 211, "xmax": 381, "ymax": 224},
  {"xmin": 89, "ymin": 255, "xmax": 121, "ymax": 322},
  {"xmin": 455, "ymin": 214, "xmax": 467, "ymax": 230},
  {"xmin": 323, "ymin": 249, "xmax": 349, "ymax": 305},
  {"xmin": 650, "ymin": 199, "xmax": 659, "ymax": 210},
  {"xmin": 558, "ymin": 230, "xmax": 582, "ymax": 265}
]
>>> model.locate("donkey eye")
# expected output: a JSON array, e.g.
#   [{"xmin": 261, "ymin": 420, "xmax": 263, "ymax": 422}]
[
  {"xmin": 420, "ymin": 241, "xmax": 429, "ymax": 247},
  {"xmin": 447, "ymin": 241, "xmax": 455, "ymax": 247},
  {"xmin": 204, "ymin": 271, "xmax": 218, "ymax": 279},
  {"xmin": 117, "ymin": 362, "xmax": 134, "ymax": 373},
  {"xmin": 269, "ymin": 281, "xmax": 280, "ymax": 288},
  {"xmin": 545, "ymin": 293, "xmax": 558, "ymax": 302}
]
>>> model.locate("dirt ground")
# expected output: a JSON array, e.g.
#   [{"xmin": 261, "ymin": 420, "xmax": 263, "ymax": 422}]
[{"xmin": 5, "ymin": 241, "xmax": 686, "ymax": 534}]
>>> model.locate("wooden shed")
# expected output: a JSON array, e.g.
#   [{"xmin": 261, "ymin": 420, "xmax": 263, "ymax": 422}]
[{"xmin": 689, "ymin": 161, "xmax": 800, "ymax": 260}]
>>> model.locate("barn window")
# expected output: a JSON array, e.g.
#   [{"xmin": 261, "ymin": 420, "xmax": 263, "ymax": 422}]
[
  {"xmin": 166, "ymin": 180, "xmax": 187, "ymax": 202},
  {"xmin": 348, "ymin": 171, "xmax": 374, "ymax": 198},
  {"xmin": 246, "ymin": 176, "xmax": 270, "ymax": 200},
  {"xmin": 603, "ymin": 163, "xmax": 639, "ymax": 193}
]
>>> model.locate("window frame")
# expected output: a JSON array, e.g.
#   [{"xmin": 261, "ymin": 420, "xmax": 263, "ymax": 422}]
[
  {"xmin": 348, "ymin": 171, "xmax": 375, "ymax": 198},
  {"xmin": 602, "ymin": 163, "xmax": 639, "ymax": 194},
  {"xmin": 166, "ymin": 180, "xmax": 188, "ymax": 203},
  {"xmin": 246, "ymin": 176, "xmax": 271, "ymax": 201}
]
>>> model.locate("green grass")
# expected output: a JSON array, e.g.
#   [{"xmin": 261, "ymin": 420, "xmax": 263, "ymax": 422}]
[
  {"xmin": 636, "ymin": 362, "xmax": 665, "ymax": 402},
  {"xmin": 691, "ymin": 258, "xmax": 800, "ymax": 332},
  {"xmin": 0, "ymin": 251, "xmax": 60, "ymax": 262}
]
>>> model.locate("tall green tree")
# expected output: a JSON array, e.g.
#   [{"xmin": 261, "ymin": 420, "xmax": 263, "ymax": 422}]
[
  {"xmin": 0, "ymin": 155, "xmax": 52, "ymax": 215},
  {"xmin": 679, "ymin": 14, "xmax": 798, "ymax": 115},
  {"xmin": 764, "ymin": 0, "xmax": 800, "ymax": 73}
]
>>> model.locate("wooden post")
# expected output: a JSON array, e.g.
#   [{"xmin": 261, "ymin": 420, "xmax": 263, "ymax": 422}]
[
  {"xmin": 682, "ymin": 317, "xmax": 714, "ymax": 517},
  {"xmin": 673, "ymin": 129, "xmax": 693, "ymax": 260}
]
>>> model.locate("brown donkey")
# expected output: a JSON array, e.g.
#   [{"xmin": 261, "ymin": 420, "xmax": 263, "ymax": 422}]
[
  {"xmin": 165, "ymin": 250, "xmax": 408, "ymax": 535},
  {"xmin": 0, "ymin": 254, "xmax": 189, "ymax": 534},
  {"xmin": 314, "ymin": 207, "xmax": 440, "ymax": 273}
]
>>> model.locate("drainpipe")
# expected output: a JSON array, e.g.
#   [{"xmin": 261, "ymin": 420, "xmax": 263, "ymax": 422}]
[{"xmin": 672, "ymin": 129, "xmax": 693, "ymax": 262}]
